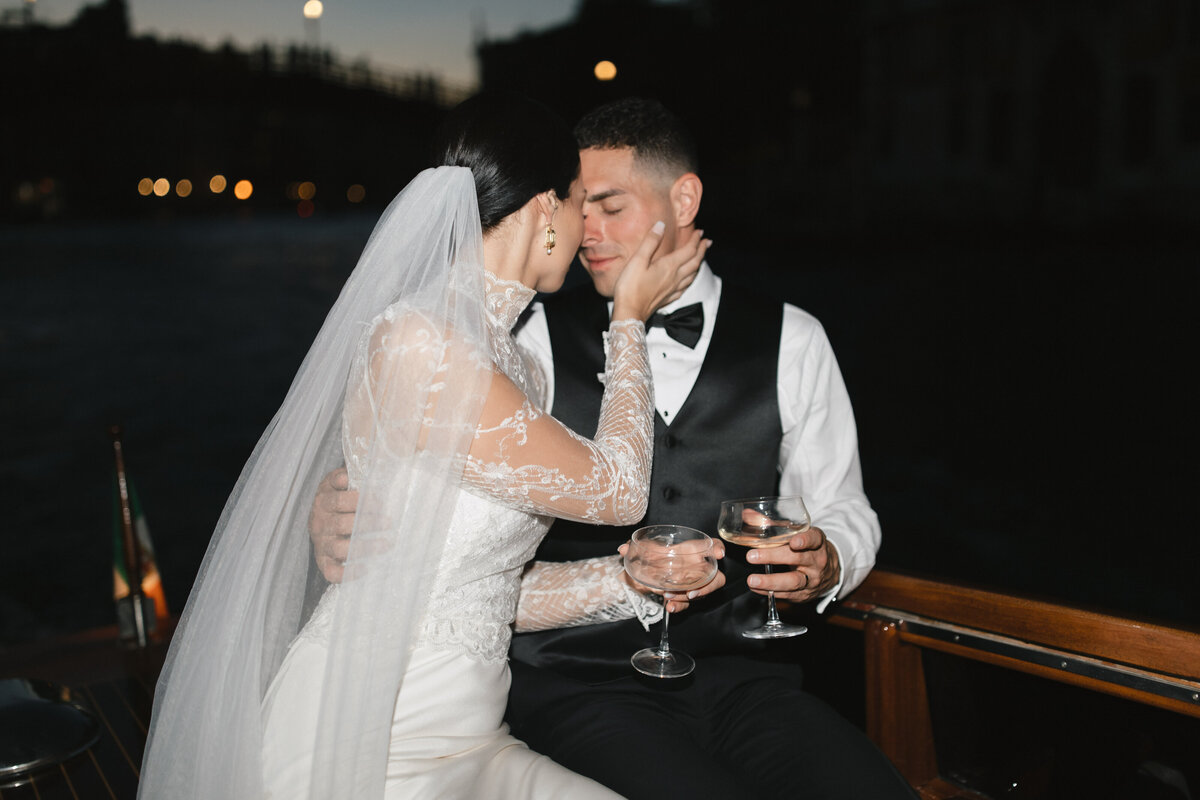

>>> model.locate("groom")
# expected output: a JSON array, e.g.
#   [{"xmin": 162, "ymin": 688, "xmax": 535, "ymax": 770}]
[
  {"xmin": 314, "ymin": 98, "xmax": 914, "ymax": 798},
  {"xmin": 504, "ymin": 98, "xmax": 913, "ymax": 799}
]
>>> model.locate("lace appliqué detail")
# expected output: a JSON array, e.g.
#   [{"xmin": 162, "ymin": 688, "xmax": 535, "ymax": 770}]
[
  {"xmin": 515, "ymin": 555, "xmax": 663, "ymax": 633},
  {"xmin": 461, "ymin": 318, "xmax": 652, "ymax": 526},
  {"xmin": 415, "ymin": 490, "xmax": 548, "ymax": 662}
]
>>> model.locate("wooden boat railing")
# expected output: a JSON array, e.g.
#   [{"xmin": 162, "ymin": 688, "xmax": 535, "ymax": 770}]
[{"xmin": 828, "ymin": 568, "xmax": 1200, "ymax": 799}]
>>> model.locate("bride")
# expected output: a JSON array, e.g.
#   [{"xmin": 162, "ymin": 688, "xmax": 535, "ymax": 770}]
[{"xmin": 137, "ymin": 92, "xmax": 717, "ymax": 799}]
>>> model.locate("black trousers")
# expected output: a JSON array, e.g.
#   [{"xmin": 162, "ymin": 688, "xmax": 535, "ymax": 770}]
[{"xmin": 506, "ymin": 655, "xmax": 917, "ymax": 800}]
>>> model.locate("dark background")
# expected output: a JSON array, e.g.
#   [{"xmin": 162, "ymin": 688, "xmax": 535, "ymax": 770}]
[{"xmin": 1, "ymin": 0, "xmax": 1196, "ymax": 640}]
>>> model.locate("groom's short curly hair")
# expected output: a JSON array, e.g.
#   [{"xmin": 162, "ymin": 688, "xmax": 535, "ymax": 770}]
[{"xmin": 574, "ymin": 98, "xmax": 698, "ymax": 182}]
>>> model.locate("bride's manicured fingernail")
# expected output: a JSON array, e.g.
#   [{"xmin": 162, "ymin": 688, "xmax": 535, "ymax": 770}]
[
  {"xmin": 652, "ymin": 220, "xmax": 665, "ymax": 234},
  {"xmin": 687, "ymin": 590, "xmax": 699, "ymax": 599}
]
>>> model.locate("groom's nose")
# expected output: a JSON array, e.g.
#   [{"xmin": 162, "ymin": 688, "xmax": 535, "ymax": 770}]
[{"xmin": 581, "ymin": 212, "xmax": 603, "ymax": 246}]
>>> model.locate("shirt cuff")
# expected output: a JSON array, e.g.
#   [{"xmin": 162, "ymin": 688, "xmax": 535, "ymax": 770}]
[{"xmin": 814, "ymin": 538, "xmax": 846, "ymax": 614}]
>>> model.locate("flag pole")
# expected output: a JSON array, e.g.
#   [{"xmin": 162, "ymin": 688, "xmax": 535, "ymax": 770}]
[{"xmin": 110, "ymin": 424, "xmax": 150, "ymax": 648}]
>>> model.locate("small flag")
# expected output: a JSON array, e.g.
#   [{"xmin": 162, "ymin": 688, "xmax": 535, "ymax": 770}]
[{"xmin": 112, "ymin": 477, "xmax": 169, "ymax": 625}]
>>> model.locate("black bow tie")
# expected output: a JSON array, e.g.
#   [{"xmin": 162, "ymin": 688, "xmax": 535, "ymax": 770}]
[{"xmin": 648, "ymin": 303, "xmax": 704, "ymax": 348}]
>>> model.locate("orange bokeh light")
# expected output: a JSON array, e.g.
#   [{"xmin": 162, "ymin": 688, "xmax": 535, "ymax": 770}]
[
  {"xmin": 593, "ymin": 60, "xmax": 617, "ymax": 81},
  {"xmin": 233, "ymin": 179, "xmax": 254, "ymax": 200}
]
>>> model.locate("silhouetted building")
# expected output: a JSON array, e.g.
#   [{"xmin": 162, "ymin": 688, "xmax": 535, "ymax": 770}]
[
  {"xmin": 855, "ymin": 0, "xmax": 1200, "ymax": 231},
  {"xmin": 72, "ymin": 0, "xmax": 128, "ymax": 40}
]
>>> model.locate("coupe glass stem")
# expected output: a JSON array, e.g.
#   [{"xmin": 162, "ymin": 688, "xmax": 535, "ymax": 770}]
[
  {"xmin": 656, "ymin": 607, "xmax": 673, "ymax": 655},
  {"xmin": 763, "ymin": 564, "xmax": 783, "ymax": 627}
]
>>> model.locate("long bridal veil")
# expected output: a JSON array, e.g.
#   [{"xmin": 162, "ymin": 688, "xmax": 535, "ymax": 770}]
[{"xmin": 138, "ymin": 167, "xmax": 493, "ymax": 799}]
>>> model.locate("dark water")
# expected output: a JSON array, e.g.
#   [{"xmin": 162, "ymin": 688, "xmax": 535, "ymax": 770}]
[
  {"xmin": 1, "ymin": 214, "xmax": 1195, "ymax": 643},
  {"xmin": 1, "ymin": 212, "xmax": 376, "ymax": 640}
]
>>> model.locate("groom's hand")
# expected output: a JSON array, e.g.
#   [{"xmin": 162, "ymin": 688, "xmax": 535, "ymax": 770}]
[
  {"xmin": 745, "ymin": 525, "xmax": 840, "ymax": 603},
  {"xmin": 309, "ymin": 467, "xmax": 358, "ymax": 583}
]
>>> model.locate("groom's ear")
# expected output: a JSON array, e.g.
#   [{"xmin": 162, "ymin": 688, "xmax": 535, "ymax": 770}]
[{"xmin": 669, "ymin": 173, "xmax": 702, "ymax": 228}]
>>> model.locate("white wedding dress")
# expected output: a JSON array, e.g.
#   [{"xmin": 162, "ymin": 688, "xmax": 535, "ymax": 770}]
[{"xmin": 260, "ymin": 274, "xmax": 659, "ymax": 799}]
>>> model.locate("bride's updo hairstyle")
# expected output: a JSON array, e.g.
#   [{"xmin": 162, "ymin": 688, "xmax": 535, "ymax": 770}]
[{"xmin": 433, "ymin": 92, "xmax": 579, "ymax": 233}]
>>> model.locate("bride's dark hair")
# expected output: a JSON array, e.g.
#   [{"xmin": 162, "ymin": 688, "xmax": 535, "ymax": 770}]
[{"xmin": 433, "ymin": 92, "xmax": 579, "ymax": 232}]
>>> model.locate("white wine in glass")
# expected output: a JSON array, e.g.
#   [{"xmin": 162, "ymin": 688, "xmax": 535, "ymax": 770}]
[
  {"xmin": 717, "ymin": 496, "xmax": 810, "ymax": 639},
  {"xmin": 623, "ymin": 525, "xmax": 719, "ymax": 678}
]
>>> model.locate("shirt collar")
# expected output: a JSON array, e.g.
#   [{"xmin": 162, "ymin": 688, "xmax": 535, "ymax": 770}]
[{"xmin": 659, "ymin": 261, "xmax": 718, "ymax": 313}]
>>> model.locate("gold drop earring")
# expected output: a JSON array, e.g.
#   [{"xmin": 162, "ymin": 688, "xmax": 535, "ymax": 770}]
[{"xmin": 545, "ymin": 198, "xmax": 557, "ymax": 255}]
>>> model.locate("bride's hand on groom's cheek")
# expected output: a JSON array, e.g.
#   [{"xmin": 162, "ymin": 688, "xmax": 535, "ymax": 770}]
[
  {"xmin": 310, "ymin": 467, "xmax": 358, "ymax": 583},
  {"xmin": 616, "ymin": 540, "xmax": 727, "ymax": 614},
  {"xmin": 611, "ymin": 224, "xmax": 710, "ymax": 321}
]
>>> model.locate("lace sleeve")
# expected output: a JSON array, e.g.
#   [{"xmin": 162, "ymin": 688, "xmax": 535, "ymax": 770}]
[
  {"xmin": 462, "ymin": 319, "xmax": 654, "ymax": 525},
  {"xmin": 513, "ymin": 555, "xmax": 663, "ymax": 633},
  {"xmin": 341, "ymin": 304, "xmax": 490, "ymax": 486}
]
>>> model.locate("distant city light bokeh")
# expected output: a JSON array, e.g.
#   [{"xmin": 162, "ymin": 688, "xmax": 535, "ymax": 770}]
[
  {"xmin": 302, "ymin": 0, "xmax": 323, "ymax": 20},
  {"xmin": 134, "ymin": 173, "xmax": 368, "ymax": 206}
]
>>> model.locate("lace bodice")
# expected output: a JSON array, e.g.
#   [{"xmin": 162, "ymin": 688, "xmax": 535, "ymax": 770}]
[{"xmin": 336, "ymin": 274, "xmax": 660, "ymax": 662}]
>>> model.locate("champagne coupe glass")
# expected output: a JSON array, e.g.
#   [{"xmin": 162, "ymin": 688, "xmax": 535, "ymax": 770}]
[
  {"xmin": 623, "ymin": 525, "xmax": 719, "ymax": 678},
  {"xmin": 717, "ymin": 495, "xmax": 810, "ymax": 639}
]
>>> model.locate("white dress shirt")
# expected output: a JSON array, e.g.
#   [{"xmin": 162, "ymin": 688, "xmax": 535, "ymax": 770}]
[{"xmin": 518, "ymin": 263, "xmax": 880, "ymax": 611}]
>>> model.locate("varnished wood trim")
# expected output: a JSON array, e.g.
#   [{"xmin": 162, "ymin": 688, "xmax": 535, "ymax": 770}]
[
  {"xmin": 841, "ymin": 570, "xmax": 1200, "ymax": 679},
  {"xmin": 864, "ymin": 619, "xmax": 938, "ymax": 786}
]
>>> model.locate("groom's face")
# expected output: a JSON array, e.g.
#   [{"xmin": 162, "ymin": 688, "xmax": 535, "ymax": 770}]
[{"xmin": 577, "ymin": 146, "xmax": 678, "ymax": 298}]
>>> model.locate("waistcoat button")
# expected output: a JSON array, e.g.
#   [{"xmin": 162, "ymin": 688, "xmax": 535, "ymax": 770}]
[
  {"xmin": 662, "ymin": 486, "xmax": 679, "ymax": 501},
  {"xmin": 662, "ymin": 434, "xmax": 676, "ymax": 448}
]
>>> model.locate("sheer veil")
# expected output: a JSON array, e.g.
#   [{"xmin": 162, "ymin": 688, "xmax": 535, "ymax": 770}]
[{"xmin": 138, "ymin": 167, "xmax": 492, "ymax": 799}]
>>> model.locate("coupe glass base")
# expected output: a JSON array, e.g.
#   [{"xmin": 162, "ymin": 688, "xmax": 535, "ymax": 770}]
[
  {"xmin": 741, "ymin": 621, "xmax": 808, "ymax": 639},
  {"xmin": 631, "ymin": 648, "xmax": 695, "ymax": 678}
]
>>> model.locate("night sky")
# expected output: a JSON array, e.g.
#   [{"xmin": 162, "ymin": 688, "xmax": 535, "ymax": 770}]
[{"xmin": 30, "ymin": 0, "xmax": 594, "ymax": 84}]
